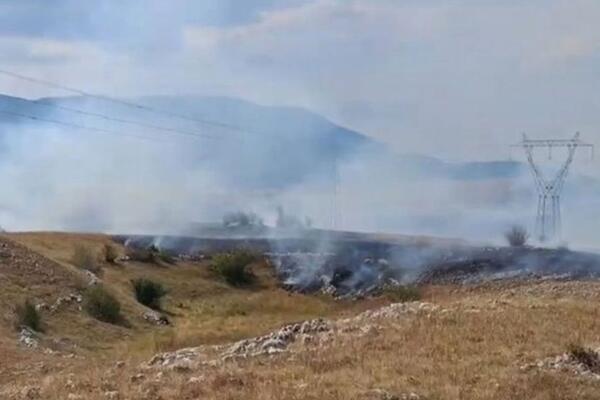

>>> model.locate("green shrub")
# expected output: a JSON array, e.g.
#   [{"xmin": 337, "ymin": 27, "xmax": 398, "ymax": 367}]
[
  {"xmin": 126, "ymin": 246, "xmax": 155, "ymax": 263},
  {"xmin": 104, "ymin": 244, "xmax": 119, "ymax": 263},
  {"xmin": 131, "ymin": 278, "xmax": 167, "ymax": 310},
  {"xmin": 383, "ymin": 285, "xmax": 422, "ymax": 303},
  {"xmin": 155, "ymin": 249, "xmax": 176, "ymax": 265},
  {"xmin": 72, "ymin": 245, "xmax": 101, "ymax": 274},
  {"xmin": 505, "ymin": 225, "xmax": 529, "ymax": 247},
  {"xmin": 83, "ymin": 286, "xmax": 122, "ymax": 324},
  {"xmin": 14, "ymin": 300, "xmax": 42, "ymax": 332},
  {"xmin": 211, "ymin": 250, "xmax": 257, "ymax": 286}
]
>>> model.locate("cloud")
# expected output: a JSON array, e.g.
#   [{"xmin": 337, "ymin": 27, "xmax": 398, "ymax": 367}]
[{"xmin": 1, "ymin": 0, "xmax": 600, "ymax": 162}]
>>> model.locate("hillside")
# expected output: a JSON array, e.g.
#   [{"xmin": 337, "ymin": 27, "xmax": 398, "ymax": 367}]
[
  {"xmin": 0, "ymin": 94, "xmax": 377, "ymax": 189},
  {"xmin": 2, "ymin": 232, "xmax": 600, "ymax": 399},
  {"xmin": 0, "ymin": 232, "xmax": 379, "ymax": 395},
  {"xmin": 0, "ymin": 93, "xmax": 530, "ymax": 187}
]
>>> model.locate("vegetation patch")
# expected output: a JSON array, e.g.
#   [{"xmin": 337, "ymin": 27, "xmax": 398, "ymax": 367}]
[
  {"xmin": 126, "ymin": 245, "xmax": 176, "ymax": 264},
  {"xmin": 14, "ymin": 300, "xmax": 43, "ymax": 332},
  {"xmin": 103, "ymin": 243, "xmax": 119, "ymax": 264},
  {"xmin": 83, "ymin": 286, "xmax": 122, "ymax": 324},
  {"xmin": 505, "ymin": 225, "xmax": 529, "ymax": 247},
  {"xmin": 383, "ymin": 285, "xmax": 422, "ymax": 303},
  {"xmin": 126, "ymin": 246, "xmax": 156, "ymax": 263},
  {"xmin": 72, "ymin": 245, "xmax": 101, "ymax": 274},
  {"xmin": 132, "ymin": 278, "xmax": 168, "ymax": 310},
  {"xmin": 211, "ymin": 250, "xmax": 257, "ymax": 286}
]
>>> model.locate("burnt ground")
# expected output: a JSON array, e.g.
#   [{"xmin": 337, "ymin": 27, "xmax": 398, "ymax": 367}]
[{"xmin": 115, "ymin": 233, "xmax": 600, "ymax": 295}]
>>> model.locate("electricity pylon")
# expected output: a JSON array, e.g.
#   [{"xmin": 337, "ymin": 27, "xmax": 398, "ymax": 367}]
[{"xmin": 511, "ymin": 133, "xmax": 593, "ymax": 242}]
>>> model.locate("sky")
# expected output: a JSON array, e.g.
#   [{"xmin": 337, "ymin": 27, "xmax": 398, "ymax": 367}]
[{"xmin": 1, "ymin": 0, "xmax": 600, "ymax": 160}]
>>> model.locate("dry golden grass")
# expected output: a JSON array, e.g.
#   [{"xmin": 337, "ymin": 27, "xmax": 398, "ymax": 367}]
[
  {"xmin": 3, "ymin": 232, "xmax": 600, "ymax": 399},
  {"xmin": 0, "ymin": 232, "xmax": 375, "ymax": 389},
  {"xmin": 13, "ymin": 281, "xmax": 600, "ymax": 400}
]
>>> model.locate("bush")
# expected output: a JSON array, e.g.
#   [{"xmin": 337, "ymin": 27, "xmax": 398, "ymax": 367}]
[
  {"xmin": 126, "ymin": 245, "xmax": 175, "ymax": 264},
  {"xmin": 14, "ymin": 300, "xmax": 42, "ymax": 332},
  {"xmin": 131, "ymin": 278, "xmax": 167, "ymax": 310},
  {"xmin": 83, "ymin": 286, "xmax": 122, "ymax": 324},
  {"xmin": 72, "ymin": 245, "xmax": 101, "ymax": 274},
  {"xmin": 211, "ymin": 250, "xmax": 257, "ymax": 286},
  {"xmin": 383, "ymin": 285, "xmax": 422, "ymax": 303},
  {"xmin": 568, "ymin": 343, "xmax": 600, "ymax": 373},
  {"xmin": 126, "ymin": 246, "xmax": 155, "ymax": 263},
  {"xmin": 505, "ymin": 225, "xmax": 529, "ymax": 247},
  {"xmin": 104, "ymin": 244, "xmax": 119, "ymax": 263},
  {"xmin": 155, "ymin": 249, "xmax": 176, "ymax": 265}
]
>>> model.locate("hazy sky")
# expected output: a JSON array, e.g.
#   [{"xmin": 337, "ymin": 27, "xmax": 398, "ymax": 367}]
[{"xmin": 1, "ymin": 0, "xmax": 599, "ymax": 160}]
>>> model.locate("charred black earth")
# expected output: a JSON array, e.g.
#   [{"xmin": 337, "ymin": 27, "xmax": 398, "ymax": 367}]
[{"xmin": 115, "ymin": 232, "xmax": 600, "ymax": 296}]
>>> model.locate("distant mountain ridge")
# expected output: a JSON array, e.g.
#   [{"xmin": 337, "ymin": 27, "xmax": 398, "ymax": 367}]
[{"xmin": 0, "ymin": 93, "xmax": 552, "ymax": 186}]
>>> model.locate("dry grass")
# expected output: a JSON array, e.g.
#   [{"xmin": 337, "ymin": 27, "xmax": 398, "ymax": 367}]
[
  {"xmin": 0, "ymin": 232, "xmax": 375, "ymax": 386},
  {"xmin": 3, "ymin": 233, "xmax": 600, "ymax": 399},
  {"xmin": 12, "ymin": 282, "xmax": 600, "ymax": 400}
]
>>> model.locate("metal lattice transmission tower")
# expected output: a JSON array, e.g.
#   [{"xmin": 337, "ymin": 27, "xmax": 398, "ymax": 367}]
[{"xmin": 511, "ymin": 133, "xmax": 594, "ymax": 242}]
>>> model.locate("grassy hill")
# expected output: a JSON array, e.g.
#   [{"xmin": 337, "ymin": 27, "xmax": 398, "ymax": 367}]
[
  {"xmin": 0, "ymin": 232, "xmax": 378, "ymax": 391},
  {"xmin": 1, "ymin": 232, "xmax": 600, "ymax": 399}
]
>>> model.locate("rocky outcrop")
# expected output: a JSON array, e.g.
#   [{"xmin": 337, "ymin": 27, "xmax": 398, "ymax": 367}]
[
  {"xmin": 521, "ymin": 346, "xmax": 600, "ymax": 379},
  {"xmin": 146, "ymin": 302, "xmax": 439, "ymax": 372}
]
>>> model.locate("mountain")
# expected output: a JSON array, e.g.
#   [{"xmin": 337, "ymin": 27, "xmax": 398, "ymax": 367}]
[
  {"xmin": 0, "ymin": 93, "xmax": 589, "ymax": 189},
  {"xmin": 0, "ymin": 94, "xmax": 379, "ymax": 188}
]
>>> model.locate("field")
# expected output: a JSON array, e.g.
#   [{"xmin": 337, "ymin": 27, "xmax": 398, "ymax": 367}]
[{"xmin": 2, "ymin": 232, "xmax": 600, "ymax": 399}]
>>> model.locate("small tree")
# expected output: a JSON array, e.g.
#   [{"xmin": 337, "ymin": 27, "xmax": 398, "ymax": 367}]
[
  {"xmin": 126, "ymin": 246, "xmax": 155, "ymax": 263},
  {"xmin": 83, "ymin": 286, "xmax": 122, "ymax": 324},
  {"xmin": 131, "ymin": 278, "xmax": 167, "ymax": 310},
  {"xmin": 14, "ymin": 300, "xmax": 42, "ymax": 332},
  {"xmin": 211, "ymin": 250, "xmax": 257, "ymax": 286},
  {"xmin": 104, "ymin": 244, "xmax": 119, "ymax": 264},
  {"xmin": 72, "ymin": 245, "xmax": 101, "ymax": 274},
  {"xmin": 505, "ymin": 225, "xmax": 529, "ymax": 247},
  {"xmin": 155, "ymin": 249, "xmax": 176, "ymax": 265}
]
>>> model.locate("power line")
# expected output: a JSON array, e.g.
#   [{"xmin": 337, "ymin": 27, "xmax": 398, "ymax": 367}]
[
  {"xmin": 1, "ymin": 96, "xmax": 222, "ymax": 141},
  {"xmin": 0, "ymin": 108, "xmax": 171, "ymax": 143},
  {"xmin": 0, "ymin": 68, "xmax": 248, "ymax": 134}
]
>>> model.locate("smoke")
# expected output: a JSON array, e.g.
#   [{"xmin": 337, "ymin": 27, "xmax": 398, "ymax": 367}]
[
  {"xmin": 0, "ymin": 103, "xmax": 597, "ymax": 252},
  {"xmin": 1, "ymin": 1, "xmax": 600, "ymax": 252}
]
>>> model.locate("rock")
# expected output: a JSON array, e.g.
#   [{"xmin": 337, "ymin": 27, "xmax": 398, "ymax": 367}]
[
  {"xmin": 352, "ymin": 302, "xmax": 439, "ymax": 321},
  {"xmin": 220, "ymin": 318, "xmax": 331, "ymax": 360},
  {"xmin": 169, "ymin": 360, "xmax": 194, "ymax": 373},
  {"xmin": 104, "ymin": 391, "xmax": 120, "ymax": 400},
  {"xmin": 523, "ymin": 347, "xmax": 600, "ymax": 379},
  {"xmin": 18, "ymin": 327, "xmax": 39, "ymax": 348},
  {"xmin": 142, "ymin": 311, "xmax": 170, "ymax": 326},
  {"xmin": 20, "ymin": 386, "xmax": 41, "ymax": 399},
  {"xmin": 34, "ymin": 303, "xmax": 48, "ymax": 312},
  {"xmin": 83, "ymin": 270, "xmax": 100, "ymax": 286},
  {"xmin": 188, "ymin": 376, "xmax": 204, "ymax": 384},
  {"xmin": 67, "ymin": 394, "xmax": 84, "ymax": 400},
  {"xmin": 49, "ymin": 293, "xmax": 83, "ymax": 313}
]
